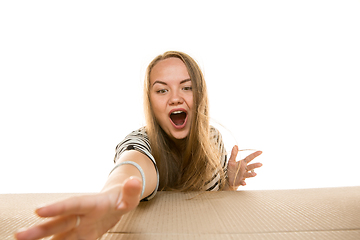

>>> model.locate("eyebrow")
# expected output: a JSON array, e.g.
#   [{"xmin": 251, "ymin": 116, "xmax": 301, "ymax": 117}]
[{"xmin": 152, "ymin": 78, "xmax": 191, "ymax": 87}]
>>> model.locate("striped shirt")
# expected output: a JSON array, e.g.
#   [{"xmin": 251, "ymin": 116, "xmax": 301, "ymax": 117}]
[{"xmin": 114, "ymin": 126, "xmax": 228, "ymax": 201}]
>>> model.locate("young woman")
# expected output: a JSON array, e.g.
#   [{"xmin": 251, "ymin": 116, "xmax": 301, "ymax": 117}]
[{"xmin": 15, "ymin": 51, "xmax": 263, "ymax": 240}]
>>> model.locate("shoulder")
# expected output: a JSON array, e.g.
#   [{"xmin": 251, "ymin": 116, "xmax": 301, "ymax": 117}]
[
  {"xmin": 116, "ymin": 127, "xmax": 149, "ymax": 147},
  {"xmin": 114, "ymin": 127, "xmax": 152, "ymax": 161},
  {"xmin": 210, "ymin": 125, "xmax": 223, "ymax": 143},
  {"xmin": 126, "ymin": 127, "xmax": 148, "ymax": 138}
]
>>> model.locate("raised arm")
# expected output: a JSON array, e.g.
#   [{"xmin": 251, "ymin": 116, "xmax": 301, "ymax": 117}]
[{"xmin": 15, "ymin": 150, "xmax": 157, "ymax": 240}]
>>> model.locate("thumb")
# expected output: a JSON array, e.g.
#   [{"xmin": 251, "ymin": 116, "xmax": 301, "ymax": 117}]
[
  {"xmin": 228, "ymin": 145, "xmax": 239, "ymax": 163},
  {"xmin": 117, "ymin": 176, "xmax": 142, "ymax": 211}
]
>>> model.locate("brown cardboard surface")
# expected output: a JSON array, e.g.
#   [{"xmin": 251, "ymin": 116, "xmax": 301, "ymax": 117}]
[
  {"xmin": 0, "ymin": 193, "xmax": 83, "ymax": 240},
  {"xmin": 104, "ymin": 187, "xmax": 360, "ymax": 239},
  {"xmin": 100, "ymin": 230, "xmax": 360, "ymax": 240},
  {"xmin": 1, "ymin": 187, "xmax": 359, "ymax": 240}
]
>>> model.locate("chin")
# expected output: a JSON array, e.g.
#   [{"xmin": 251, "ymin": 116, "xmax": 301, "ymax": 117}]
[{"xmin": 169, "ymin": 128, "xmax": 190, "ymax": 141}]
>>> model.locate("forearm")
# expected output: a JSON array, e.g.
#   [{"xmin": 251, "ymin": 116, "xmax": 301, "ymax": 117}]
[
  {"xmin": 101, "ymin": 168, "xmax": 133, "ymax": 193},
  {"xmin": 101, "ymin": 150, "xmax": 157, "ymax": 198}
]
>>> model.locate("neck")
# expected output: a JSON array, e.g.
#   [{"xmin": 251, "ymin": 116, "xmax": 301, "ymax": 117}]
[{"xmin": 172, "ymin": 137, "xmax": 187, "ymax": 151}]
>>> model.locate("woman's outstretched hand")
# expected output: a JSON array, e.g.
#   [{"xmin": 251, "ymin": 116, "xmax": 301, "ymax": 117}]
[
  {"xmin": 227, "ymin": 145, "xmax": 263, "ymax": 189},
  {"xmin": 14, "ymin": 177, "xmax": 142, "ymax": 240}
]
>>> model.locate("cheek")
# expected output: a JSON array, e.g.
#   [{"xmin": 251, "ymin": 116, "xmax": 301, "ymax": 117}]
[
  {"xmin": 150, "ymin": 96, "xmax": 166, "ymax": 118},
  {"xmin": 186, "ymin": 95, "xmax": 194, "ymax": 109}
]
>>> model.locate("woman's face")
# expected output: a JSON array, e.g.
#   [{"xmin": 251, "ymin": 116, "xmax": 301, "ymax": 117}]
[{"xmin": 149, "ymin": 57, "xmax": 194, "ymax": 142}]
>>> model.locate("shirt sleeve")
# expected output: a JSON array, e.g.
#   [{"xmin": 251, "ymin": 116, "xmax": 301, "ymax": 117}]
[
  {"xmin": 203, "ymin": 126, "xmax": 229, "ymax": 191},
  {"xmin": 114, "ymin": 127, "xmax": 159, "ymax": 201},
  {"xmin": 210, "ymin": 126, "xmax": 229, "ymax": 171}
]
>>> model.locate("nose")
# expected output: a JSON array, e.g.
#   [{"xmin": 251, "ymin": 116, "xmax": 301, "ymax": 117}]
[{"xmin": 169, "ymin": 90, "xmax": 183, "ymax": 105}]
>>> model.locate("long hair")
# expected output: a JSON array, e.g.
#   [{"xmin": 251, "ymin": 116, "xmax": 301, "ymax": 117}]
[{"xmin": 144, "ymin": 51, "xmax": 226, "ymax": 191}]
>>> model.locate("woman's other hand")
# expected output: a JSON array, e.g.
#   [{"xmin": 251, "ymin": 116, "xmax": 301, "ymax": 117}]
[
  {"xmin": 227, "ymin": 145, "xmax": 263, "ymax": 189},
  {"xmin": 15, "ymin": 176, "xmax": 142, "ymax": 240}
]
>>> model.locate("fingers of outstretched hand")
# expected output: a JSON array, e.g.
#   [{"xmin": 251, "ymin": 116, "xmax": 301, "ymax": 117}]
[
  {"xmin": 243, "ymin": 151, "xmax": 262, "ymax": 164},
  {"xmin": 244, "ymin": 171, "xmax": 257, "ymax": 178},
  {"xmin": 116, "ymin": 177, "xmax": 142, "ymax": 212},
  {"xmin": 36, "ymin": 195, "xmax": 94, "ymax": 218},
  {"xmin": 244, "ymin": 163, "xmax": 262, "ymax": 178},
  {"xmin": 246, "ymin": 163, "xmax": 263, "ymax": 172},
  {"xmin": 50, "ymin": 230, "xmax": 77, "ymax": 240},
  {"xmin": 228, "ymin": 145, "xmax": 239, "ymax": 163},
  {"xmin": 15, "ymin": 215, "xmax": 78, "ymax": 240},
  {"xmin": 240, "ymin": 180, "xmax": 246, "ymax": 186}
]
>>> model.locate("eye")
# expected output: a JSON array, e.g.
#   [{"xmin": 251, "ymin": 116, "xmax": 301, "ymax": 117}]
[
  {"xmin": 156, "ymin": 89, "xmax": 168, "ymax": 94},
  {"xmin": 182, "ymin": 86, "xmax": 192, "ymax": 91}
]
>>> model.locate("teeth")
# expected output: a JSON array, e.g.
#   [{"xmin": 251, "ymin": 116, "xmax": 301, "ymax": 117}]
[{"xmin": 172, "ymin": 111, "xmax": 184, "ymax": 114}]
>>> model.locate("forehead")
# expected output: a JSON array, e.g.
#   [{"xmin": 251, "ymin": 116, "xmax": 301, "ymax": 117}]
[{"xmin": 150, "ymin": 57, "xmax": 190, "ymax": 84}]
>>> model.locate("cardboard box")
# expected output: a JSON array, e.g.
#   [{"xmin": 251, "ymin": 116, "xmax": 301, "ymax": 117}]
[{"xmin": 1, "ymin": 187, "xmax": 359, "ymax": 239}]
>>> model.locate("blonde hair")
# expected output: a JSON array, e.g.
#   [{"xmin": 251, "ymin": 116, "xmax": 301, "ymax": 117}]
[{"xmin": 144, "ymin": 51, "xmax": 226, "ymax": 191}]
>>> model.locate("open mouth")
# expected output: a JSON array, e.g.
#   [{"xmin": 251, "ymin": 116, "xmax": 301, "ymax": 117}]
[{"xmin": 170, "ymin": 110, "xmax": 187, "ymax": 126}]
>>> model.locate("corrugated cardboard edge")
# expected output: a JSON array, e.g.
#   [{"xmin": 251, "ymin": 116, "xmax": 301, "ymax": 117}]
[
  {"xmin": 107, "ymin": 187, "xmax": 360, "ymax": 239},
  {"xmin": 1, "ymin": 187, "xmax": 359, "ymax": 240}
]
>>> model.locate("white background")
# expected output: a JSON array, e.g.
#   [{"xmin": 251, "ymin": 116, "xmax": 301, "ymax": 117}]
[{"xmin": 1, "ymin": 0, "xmax": 359, "ymax": 193}]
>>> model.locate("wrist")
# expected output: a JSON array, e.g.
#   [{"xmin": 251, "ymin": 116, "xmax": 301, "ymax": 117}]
[
  {"xmin": 101, "ymin": 183, "xmax": 123, "ymax": 195},
  {"xmin": 225, "ymin": 177, "xmax": 240, "ymax": 191}
]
